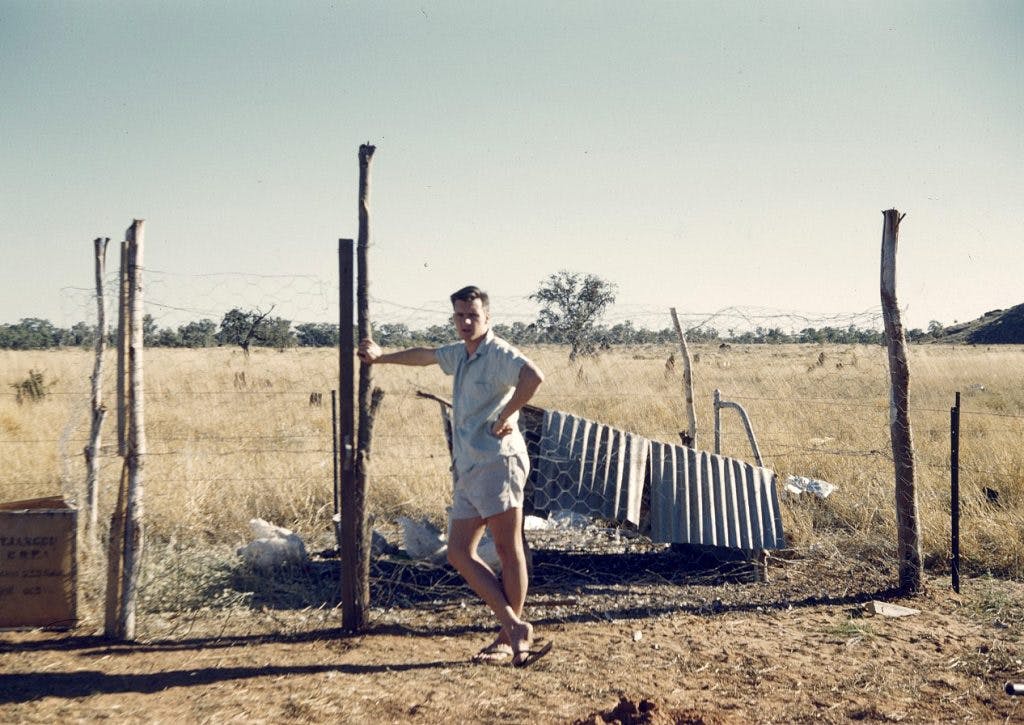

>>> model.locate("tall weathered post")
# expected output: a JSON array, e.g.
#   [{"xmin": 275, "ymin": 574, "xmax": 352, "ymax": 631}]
[
  {"xmin": 342, "ymin": 144, "xmax": 377, "ymax": 632},
  {"xmin": 105, "ymin": 240, "xmax": 130, "ymax": 638},
  {"xmin": 338, "ymin": 237, "xmax": 358, "ymax": 626},
  {"xmin": 105, "ymin": 220, "xmax": 147, "ymax": 639},
  {"xmin": 121, "ymin": 220, "xmax": 147, "ymax": 638},
  {"xmin": 86, "ymin": 237, "xmax": 110, "ymax": 537},
  {"xmin": 879, "ymin": 208, "xmax": 923, "ymax": 594}
]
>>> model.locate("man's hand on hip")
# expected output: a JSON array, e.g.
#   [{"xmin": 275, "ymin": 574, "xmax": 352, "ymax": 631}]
[{"xmin": 492, "ymin": 418, "xmax": 514, "ymax": 438}]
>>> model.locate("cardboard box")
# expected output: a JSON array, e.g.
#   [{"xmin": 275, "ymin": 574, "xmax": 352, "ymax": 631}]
[{"xmin": 0, "ymin": 496, "xmax": 77, "ymax": 629}]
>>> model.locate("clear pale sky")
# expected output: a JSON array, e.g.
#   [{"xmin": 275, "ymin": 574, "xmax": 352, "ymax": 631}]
[{"xmin": 2, "ymin": 1, "xmax": 1021, "ymax": 333}]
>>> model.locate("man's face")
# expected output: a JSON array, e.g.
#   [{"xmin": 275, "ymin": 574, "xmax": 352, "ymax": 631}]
[{"xmin": 452, "ymin": 298, "xmax": 490, "ymax": 343}]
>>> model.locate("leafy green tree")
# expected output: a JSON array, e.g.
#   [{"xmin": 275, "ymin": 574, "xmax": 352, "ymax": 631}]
[
  {"xmin": 217, "ymin": 308, "xmax": 271, "ymax": 354},
  {"xmin": 415, "ymin": 324, "xmax": 456, "ymax": 345},
  {"xmin": 155, "ymin": 328, "xmax": 182, "ymax": 347},
  {"xmin": 143, "ymin": 314, "xmax": 160, "ymax": 346},
  {"xmin": 531, "ymin": 271, "xmax": 617, "ymax": 360},
  {"xmin": 295, "ymin": 322, "xmax": 338, "ymax": 347},
  {"xmin": 216, "ymin": 308, "xmax": 296, "ymax": 353},
  {"xmin": 375, "ymin": 322, "xmax": 412, "ymax": 348},
  {"xmin": 178, "ymin": 319, "xmax": 217, "ymax": 348},
  {"xmin": 0, "ymin": 318, "xmax": 62, "ymax": 349},
  {"xmin": 261, "ymin": 317, "xmax": 296, "ymax": 351},
  {"xmin": 64, "ymin": 321, "xmax": 97, "ymax": 348}
]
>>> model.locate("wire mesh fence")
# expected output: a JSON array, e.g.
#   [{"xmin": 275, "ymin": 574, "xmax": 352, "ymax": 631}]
[{"xmin": 3, "ymin": 298, "xmax": 1023, "ymax": 634}]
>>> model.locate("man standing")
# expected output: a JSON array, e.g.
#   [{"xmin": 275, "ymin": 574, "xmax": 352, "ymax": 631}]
[{"xmin": 358, "ymin": 286, "xmax": 546, "ymax": 666}]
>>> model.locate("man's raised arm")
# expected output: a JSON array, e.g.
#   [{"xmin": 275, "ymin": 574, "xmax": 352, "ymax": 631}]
[
  {"xmin": 491, "ymin": 360, "xmax": 544, "ymax": 438},
  {"xmin": 357, "ymin": 339, "xmax": 438, "ymax": 366}
]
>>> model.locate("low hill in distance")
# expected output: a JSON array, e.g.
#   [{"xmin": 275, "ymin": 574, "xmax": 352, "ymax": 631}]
[{"xmin": 939, "ymin": 303, "xmax": 1024, "ymax": 344}]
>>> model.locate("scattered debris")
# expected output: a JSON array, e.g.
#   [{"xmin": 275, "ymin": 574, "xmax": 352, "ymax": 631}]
[
  {"xmin": 236, "ymin": 518, "xmax": 308, "ymax": 570},
  {"xmin": 865, "ymin": 601, "xmax": 920, "ymax": 618},
  {"xmin": 398, "ymin": 516, "xmax": 447, "ymax": 563},
  {"xmin": 550, "ymin": 509, "xmax": 591, "ymax": 530},
  {"xmin": 784, "ymin": 475, "xmax": 837, "ymax": 498},
  {"xmin": 371, "ymin": 529, "xmax": 399, "ymax": 557},
  {"xmin": 575, "ymin": 696, "xmax": 661, "ymax": 725},
  {"xmin": 524, "ymin": 514, "xmax": 551, "ymax": 531},
  {"xmin": 396, "ymin": 515, "xmax": 501, "ymax": 571}
]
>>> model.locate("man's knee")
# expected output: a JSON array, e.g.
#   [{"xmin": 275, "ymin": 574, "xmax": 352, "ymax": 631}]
[
  {"xmin": 492, "ymin": 530, "xmax": 524, "ymax": 565},
  {"xmin": 447, "ymin": 542, "xmax": 469, "ymax": 570}
]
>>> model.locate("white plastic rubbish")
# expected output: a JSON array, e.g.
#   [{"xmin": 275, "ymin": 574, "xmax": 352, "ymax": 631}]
[
  {"xmin": 550, "ymin": 509, "xmax": 591, "ymax": 529},
  {"xmin": 523, "ymin": 515, "xmax": 552, "ymax": 531},
  {"xmin": 397, "ymin": 515, "xmax": 501, "ymax": 571},
  {"xmin": 398, "ymin": 516, "xmax": 447, "ymax": 562},
  {"xmin": 784, "ymin": 475, "xmax": 837, "ymax": 498},
  {"xmin": 237, "ymin": 518, "xmax": 308, "ymax": 569}
]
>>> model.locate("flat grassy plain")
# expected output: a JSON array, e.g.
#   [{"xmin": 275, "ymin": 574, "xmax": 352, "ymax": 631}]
[
  {"xmin": 3, "ymin": 344, "xmax": 1024, "ymax": 723},
  {"xmin": 2, "ymin": 343, "xmax": 1023, "ymax": 614}
]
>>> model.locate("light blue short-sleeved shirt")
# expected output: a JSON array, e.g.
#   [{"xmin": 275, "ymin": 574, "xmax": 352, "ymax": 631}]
[{"xmin": 435, "ymin": 329, "xmax": 531, "ymax": 475}]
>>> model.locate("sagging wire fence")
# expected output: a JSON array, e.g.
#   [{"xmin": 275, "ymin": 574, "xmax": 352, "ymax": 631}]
[{"xmin": 3, "ymin": 344, "xmax": 1022, "ymax": 577}]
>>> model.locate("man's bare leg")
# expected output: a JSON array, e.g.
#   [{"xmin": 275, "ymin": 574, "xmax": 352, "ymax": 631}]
[
  {"xmin": 448, "ymin": 511, "xmax": 532, "ymax": 660},
  {"xmin": 487, "ymin": 506, "xmax": 533, "ymax": 662}
]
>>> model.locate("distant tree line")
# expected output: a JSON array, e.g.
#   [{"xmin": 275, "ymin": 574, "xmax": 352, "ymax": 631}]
[
  {"xmin": 0, "ymin": 312, "xmax": 904, "ymax": 351},
  {"xmin": 6, "ymin": 269, "xmax": 933, "ymax": 352}
]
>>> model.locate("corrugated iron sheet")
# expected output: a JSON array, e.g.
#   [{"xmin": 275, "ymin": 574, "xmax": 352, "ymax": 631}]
[
  {"xmin": 425, "ymin": 397, "xmax": 785, "ymax": 552},
  {"xmin": 536, "ymin": 410, "xmax": 649, "ymax": 526},
  {"xmin": 648, "ymin": 442, "xmax": 784, "ymax": 550}
]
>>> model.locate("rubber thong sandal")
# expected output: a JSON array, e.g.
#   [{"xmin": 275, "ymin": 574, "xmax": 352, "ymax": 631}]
[
  {"xmin": 512, "ymin": 639, "xmax": 554, "ymax": 668},
  {"xmin": 472, "ymin": 638, "xmax": 513, "ymax": 664}
]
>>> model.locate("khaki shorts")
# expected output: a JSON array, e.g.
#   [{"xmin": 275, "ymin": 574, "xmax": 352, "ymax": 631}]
[{"xmin": 450, "ymin": 452, "xmax": 530, "ymax": 521}]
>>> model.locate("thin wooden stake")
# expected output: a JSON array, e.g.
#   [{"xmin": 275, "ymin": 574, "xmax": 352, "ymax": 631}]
[
  {"xmin": 950, "ymin": 391, "xmax": 961, "ymax": 593},
  {"xmin": 105, "ymin": 238, "xmax": 131, "ymax": 638},
  {"xmin": 670, "ymin": 308, "xmax": 698, "ymax": 448},
  {"xmin": 116, "ymin": 241, "xmax": 129, "ymax": 457},
  {"xmin": 880, "ymin": 208, "xmax": 922, "ymax": 594},
  {"xmin": 86, "ymin": 237, "xmax": 110, "ymax": 537},
  {"xmin": 338, "ymin": 239, "xmax": 355, "ymax": 562}
]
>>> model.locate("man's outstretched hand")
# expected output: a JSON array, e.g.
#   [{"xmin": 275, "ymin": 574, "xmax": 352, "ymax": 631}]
[{"xmin": 357, "ymin": 338, "xmax": 381, "ymax": 364}]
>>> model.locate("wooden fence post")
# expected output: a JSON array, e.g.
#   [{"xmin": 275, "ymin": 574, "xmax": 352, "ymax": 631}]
[
  {"xmin": 105, "ymin": 240, "xmax": 131, "ymax": 637},
  {"xmin": 950, "ymin": 391, "xmax": 961, "ymax": 594},
  {"xmin": 120, "ymin": 218, "xmax": 147, "ymax": 639},
  {"xmin": 880, "ymin": 208, "xmax": 923, "ymax": 594},
  {"xmin": 85, "ymin": 237, "xmax": 110, "ymax": 537},
  {"xmin": 338, "ymin": 237, "xmax": 358, "ymax": 625},
  {"xmin": 116, "ymin": 241, "xmax": 129, "ymax": 457},
  {"xmin": 670, "ymin": 308, "xmax": 698, "ymax": 448},
  {"xmin": 104, "ymin": 220, "xmax": 147, "ymax": 640},
  {"xmin": 341, "ymin": 144, "xmax": 377, "ymax": 632}
]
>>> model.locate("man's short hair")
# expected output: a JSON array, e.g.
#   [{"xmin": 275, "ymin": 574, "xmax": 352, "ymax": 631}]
[{"xmin": 450, "ymin": 285, "xmax": 489, "ymax": 311}]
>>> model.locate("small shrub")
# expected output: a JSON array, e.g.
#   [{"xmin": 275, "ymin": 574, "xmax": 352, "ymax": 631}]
[{"xmin": 10, "ymin": 369, "xmax": 55, "ymax": 404}]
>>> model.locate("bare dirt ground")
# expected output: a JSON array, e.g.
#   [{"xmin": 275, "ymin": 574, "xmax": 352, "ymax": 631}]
[{"xmin": 2, "ymin": 534, "xmax": 1022, "ymax": 724}]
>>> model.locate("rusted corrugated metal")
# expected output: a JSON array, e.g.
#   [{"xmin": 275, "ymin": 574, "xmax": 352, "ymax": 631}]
[
  {"xmin": 536, "ymin": 410, "xmax": 649, "ymax": 526},
  {"xmin": 648, "ymin": 442, "xmax": 784, "ymax": 550},
  {"xmin": 422, "ymin": 394, "xmax": 785, "ymax": 552}
]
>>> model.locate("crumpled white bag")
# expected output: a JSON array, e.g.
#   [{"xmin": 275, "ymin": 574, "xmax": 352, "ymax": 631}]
[
  {"xmin": 784, "ymin": 475, "xmax": 837, "ymax": 498},
  {"xmin": 398, "ymin": 515, "xmax": 501, "ymax": 572},
  {"xmin": 236, "ymin": 518, "xmax": 308, "ymax": 569}
]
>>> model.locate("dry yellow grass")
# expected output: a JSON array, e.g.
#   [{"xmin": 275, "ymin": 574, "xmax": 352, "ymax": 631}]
[{"xmin": 2, "ymin": 343, "xmax": 1022, "ymax": 592}]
